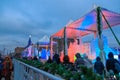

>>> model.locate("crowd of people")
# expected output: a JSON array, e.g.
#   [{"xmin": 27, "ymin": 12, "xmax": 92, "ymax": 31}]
[
  {"xmin": 1, "ymin": 51, "xmax": 119, "ymax": 80},
  {"xmin": 94, "ymin": 52, "xmax": 120, "ymax": 80},
  {"xmin": 47, "ymin": 52, "xmax": 93, "ymax": 71},
  {"xmin": 0, "ymin": 55, "xmax": 13, "ymax": 80},
  {"xmin": 22, "ymin": 51, "xmax": 120, "ymax": 79},
  {"xmin": 48, "ymin": 52, "xmax": 120, "ymax": 79}
]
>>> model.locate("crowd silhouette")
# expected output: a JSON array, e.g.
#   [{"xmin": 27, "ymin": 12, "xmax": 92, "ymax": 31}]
[{"xmin": 1, "ymin": 51, "xmax": 119, "ymax": 80}]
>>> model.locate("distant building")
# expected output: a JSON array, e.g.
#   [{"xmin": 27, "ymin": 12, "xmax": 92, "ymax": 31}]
[{"xmin": 14, "ymin": 47, "xmax": 25, "ymax": 58}]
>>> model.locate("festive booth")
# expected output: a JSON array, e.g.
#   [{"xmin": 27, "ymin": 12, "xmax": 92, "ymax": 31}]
[
  {"xmin": 36, "ymin": 35, "xmax": 57, "ymax": 60},
  {"xmin": 36, "ymin": 35, "xmax": 51, "ymax": 59},
  {"xmin": 22, "ymin": 35, "xmax": 35, "ymax": 58},
  {"xmin": 50, "ymin": 7, "xmax": 120, "ymax": 63},
  {"xmin": 22, "ymin": 35, "xmax": 56, "ymax": 60}
]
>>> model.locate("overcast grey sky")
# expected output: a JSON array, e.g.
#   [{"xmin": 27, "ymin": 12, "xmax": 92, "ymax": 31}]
[{"xmin": 0, "ymin": 0, "xmax": 120, "ymax": 52}]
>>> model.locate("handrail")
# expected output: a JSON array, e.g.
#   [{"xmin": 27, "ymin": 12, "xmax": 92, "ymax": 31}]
[{"xmin": 13, "ymin": 59, "xmax": 63, "ymax": 80}]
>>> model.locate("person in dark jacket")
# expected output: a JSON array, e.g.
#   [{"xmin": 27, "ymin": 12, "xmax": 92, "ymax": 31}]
[
  {"xmin": 74, "ymin": 53, "xmax": 85, "ymax": 69},
  {"xmin": 62, "ymin": 55, "xmax": 74, "ymax": 70},
  {"xmin": 63, "ymin": 55, "xmax": 70, "ymax": 64},
  {"xmin": 3, "ymin": 56, "xmax": 13, "ymax": 80},
  {"xmin": 94, "ymin": 56, "xmax": 104, "ymax": 75},
  {"xmin": 106, "ymin": 52, "xmax": 120, "ymax": 74},
  {"xmin": 33, "ymin": 56, "xmax": 38, "ymax": 60},
  {"xmin": 0, "ymin": 54, "xmax": 4, "ymax": 79},
  {"xmin": 47, "ymin": 56, "xmax": 52, "ymax": 63},
  {"xmin": 52, "ymin": 53, "xmax": 60, "ymax": 64}
]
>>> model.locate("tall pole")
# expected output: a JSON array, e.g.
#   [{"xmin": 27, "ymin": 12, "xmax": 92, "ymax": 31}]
[
  {"xmin": 37, "ymin": 42, "xmax": 39, "ymax": 58},
  {"xmin": 50, "ymin": 37, "xmax": 53, "ymax": 59},
  {"xmin": 97, "ymin": 7, "xmax": 106, "ymax": 79},
  {"xmin": 64, "ymin": 26, "xmax": 68, "ymax": 55},
  {"xmin": 97, "ymin": 7, "xmax": 106, "ymax": 66}
]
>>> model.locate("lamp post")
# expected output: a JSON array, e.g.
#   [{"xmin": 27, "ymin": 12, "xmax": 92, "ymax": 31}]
[
  {"xmin": 37, "ymin": 42, "xmax": 39, "ymax": 58},
  {"xmin": 64, "ymin": 26, "xmax": 68, "ymax": 55}
]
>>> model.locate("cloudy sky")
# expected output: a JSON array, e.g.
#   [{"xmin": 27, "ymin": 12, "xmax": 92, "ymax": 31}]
[{"xmin": 0, "ymin": 0, "xmax": 120, "ymax": 52}]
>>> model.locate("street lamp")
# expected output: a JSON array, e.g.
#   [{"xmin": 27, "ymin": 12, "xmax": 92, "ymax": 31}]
[{"xmin": 37, "ymin": 42, "xmax": 39, "ymax": 58}]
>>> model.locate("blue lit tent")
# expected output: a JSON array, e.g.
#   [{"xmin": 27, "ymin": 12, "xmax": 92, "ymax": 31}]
[
  {"xmin": 41, "ymin": 48, "xmax": 47, "ymax": 59},
  {"xmin": 37, "ymin": 35, "xmax": 53, "ymax": 59}
]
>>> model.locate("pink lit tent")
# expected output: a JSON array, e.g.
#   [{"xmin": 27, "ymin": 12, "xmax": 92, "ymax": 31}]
[
  {"xmin": 51, "ymin": 8, "xmax": 120, "ymax": 38},
  {"xmin": 51, "ymin": 7, "xmax": 120, "ymax": 62}
]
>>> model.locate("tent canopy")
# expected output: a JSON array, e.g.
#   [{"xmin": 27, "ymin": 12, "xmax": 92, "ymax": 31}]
[
  {"xmin": 37, "ymin": 35, "xmax": 50, "ymax": 45},
  {"xmin": 51, "ymin": 7, "xmax": 120, "ymax": 38}
]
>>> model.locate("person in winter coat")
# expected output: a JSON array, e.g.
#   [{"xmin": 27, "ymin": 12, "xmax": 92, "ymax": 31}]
[
  {"xmin": 74, "ymin": 53, "xmax": 85, "ymax": 69},
  {"xmin": 52, "ymin": 53, "xmax": 60, "ymax": 64},
  {"xmin": 94, "ymin": 56, "xmax": 104, "ymax": 75},
  {"xmin": 83, "ymin": 54, "xmax": 92, "ymax": 68},
  {"xmin": 3, "ymin": 56, "xmax": 13, "ymax": 80},
  {"xmin": 106, "ymin": 52, "xmax": 120, "ymax": 74},
  {"xmin": 47, "ymin": 56, "xmax": 52, "ymax": 63}
]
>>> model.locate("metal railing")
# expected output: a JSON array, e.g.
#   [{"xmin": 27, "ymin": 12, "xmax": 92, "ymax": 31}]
[{"xmin": 13, "ymin": 59, "xmax": 63, "ymax": 80}]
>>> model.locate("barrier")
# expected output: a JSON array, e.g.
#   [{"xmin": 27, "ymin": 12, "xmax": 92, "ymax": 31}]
[{"xmin": 13, "ymin": 59, "xmax": 63, "ymax": 80}]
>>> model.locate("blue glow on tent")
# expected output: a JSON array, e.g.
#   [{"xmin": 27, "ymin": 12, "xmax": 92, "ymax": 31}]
[
  {"xmin": 91, "ymin": 35, "xmax": 118, "ymax": 60},
  {"xmin": 38, "ymin": 42, "xmax": 50, "ymax": 45},
  {"xmin": 91, "ymin": 38, "xmax": 100, "ymax": 57},
  {"xmin": 80, "ymin": 13, "xmax": 95, "ymax": 29},
  {"xmin": 41, "ymin": 48, "xmax": 47, "ymax": 59},
  {"xmin": 47, "ymin": 49, "xmax": 50, "ymax": 57},
  {"xmin": 37, "ymin": 41, "xmax": 57, "ymax": 45},
  {"xmin": 40, "ymin": 49, "xmax": 51, "ymax": 60}
]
